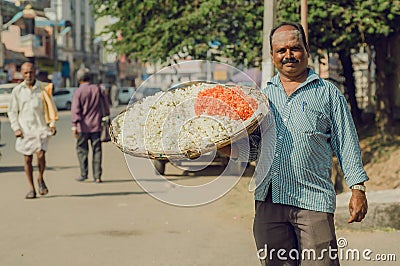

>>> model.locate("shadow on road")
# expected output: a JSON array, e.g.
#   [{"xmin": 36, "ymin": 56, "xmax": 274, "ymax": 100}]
[
  {"xmin": 133, "ymin": 165, "xmax": 256, "ymax": 183},
  {"xmin": 47, "ymin": 165, "xmax": 79, "ymax": 171},
  {"xmin": 0, "ymin": 165, "xmax": 25, "ymax": 172},
  {"xmin": 179, "ymin": 164, "xmax": 255, "ymax": 177},
  {"xmin": 99, "ymin": 179, "xmax": 135, "ymax": 183},
  {"xmin": 0, "ymin": 165, "xmax": 79, "ymax": 173},
  {"xmin": 45, "ymin": 191, "xmax": 152, "ymax": 198}
]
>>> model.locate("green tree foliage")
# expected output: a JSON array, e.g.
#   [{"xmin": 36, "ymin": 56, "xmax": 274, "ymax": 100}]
[
  {"xmin": 92, "ymin": 0, "xmax": 399, "ymax": 137},
  {"xmin": 278, "ymin": 0, "xmax": 400, "ymax": 136},
  {"xmin": 277, "ymin": 0, "xmax": 400, "ymax": 56},
  {"xmin": 90, "ymin": 0, "xmax": 263, "ymax": 67},
  {"xmin": 91, "ymin": 0, "xmax": 399, "ymax": 68}
]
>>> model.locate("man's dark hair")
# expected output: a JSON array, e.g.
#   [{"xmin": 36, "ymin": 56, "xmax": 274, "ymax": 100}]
[{"xmin": 269, "ymin": 22, "xmax": 309, "ymax": 52}]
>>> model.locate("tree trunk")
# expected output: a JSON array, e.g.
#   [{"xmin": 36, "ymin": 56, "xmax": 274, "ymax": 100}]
[
  {"xmin": 373, "ymin": 37, "xmax": 395, "ymax": 142},
  {"xmin": 338, "ymin": 49, "xmax": 363, "ymax": 127}
]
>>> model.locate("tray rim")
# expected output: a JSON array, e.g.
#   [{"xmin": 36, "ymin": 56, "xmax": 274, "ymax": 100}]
[{"xmin": 109, "ymin": 83, "xmax": 269, "ymax": 160}]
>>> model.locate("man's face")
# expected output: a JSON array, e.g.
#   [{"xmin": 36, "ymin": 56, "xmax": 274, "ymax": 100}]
[
  {"xmin": 270, "ymin": 26, "xmax": 309, "ymax": 78},
  {"xmin": 21, "ymin": 64, "xmax": 36, "ymax": 86}
]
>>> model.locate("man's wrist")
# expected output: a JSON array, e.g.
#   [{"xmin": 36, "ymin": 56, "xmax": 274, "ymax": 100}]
[{"xmin": 350, "ymin": 184, "xmax": 366, "ymax": 192}]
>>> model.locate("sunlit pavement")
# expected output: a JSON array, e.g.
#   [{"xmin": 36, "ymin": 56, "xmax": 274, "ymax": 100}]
[{"xmin": 0, "ymin": 109, "xmax": 398, "ymax": 266}]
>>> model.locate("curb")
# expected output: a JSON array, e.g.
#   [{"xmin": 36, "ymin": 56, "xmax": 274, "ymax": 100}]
[{"xmin": 335, "ymin": 203, "xmax": 400, "ymax": 230}]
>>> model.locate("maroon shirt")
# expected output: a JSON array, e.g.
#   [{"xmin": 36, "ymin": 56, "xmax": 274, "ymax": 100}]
[{"xmin": 71, "ymin": 83, "xmax": 110, "ymax": 133}]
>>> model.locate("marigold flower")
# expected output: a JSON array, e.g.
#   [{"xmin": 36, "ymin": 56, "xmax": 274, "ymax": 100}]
[{"xmin": 195, "ymin": 85, "xmax": 258, "ymax": 121}]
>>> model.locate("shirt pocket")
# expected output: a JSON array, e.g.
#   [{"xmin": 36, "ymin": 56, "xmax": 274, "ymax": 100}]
[
  {"xmin": 290, "ymin": 105, "xmax": 330, "ymax": 134},
  {"xmin": 31, "ymin": 94, "xmax": 42, "ymax": 109}
]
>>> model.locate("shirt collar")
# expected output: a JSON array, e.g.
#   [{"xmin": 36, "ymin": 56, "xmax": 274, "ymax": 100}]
[
  {"xmin": 267, "ymin": 68, "xmax": 320, "ymax": 87},
  {"xmin": 21, "ymin": 80, "xmax": 39, "ymax": 90}
]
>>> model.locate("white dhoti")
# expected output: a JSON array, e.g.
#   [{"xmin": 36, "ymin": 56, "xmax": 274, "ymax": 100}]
[{"xmin": 15, "ymin": 129, "xmax": 52, "ymax": 155}]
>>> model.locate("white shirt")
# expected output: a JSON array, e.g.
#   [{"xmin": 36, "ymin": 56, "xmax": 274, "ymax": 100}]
[{"xmin": 8, "ymin": 81, "xmax": 51, "ymax": 155}]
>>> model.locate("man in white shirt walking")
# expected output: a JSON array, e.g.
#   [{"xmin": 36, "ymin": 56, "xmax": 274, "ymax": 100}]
[{"xmin": 8, "ymin": 62, "xmax": 57, "ymax": 199}]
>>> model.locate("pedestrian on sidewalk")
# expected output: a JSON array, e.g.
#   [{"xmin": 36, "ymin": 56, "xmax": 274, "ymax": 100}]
[
  {"xmin": 221, "ymin": 22, "xmax": 368, "ymax": 265},
  {"xmin": 71, "ymin": 68, "xmax": 110, "ymax": 183},
  {"xmin": 8, "ymin": 62, "xmax": 58, "ymax": 199}
]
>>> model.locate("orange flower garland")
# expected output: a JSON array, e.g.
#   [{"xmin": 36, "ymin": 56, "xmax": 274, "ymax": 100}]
[{"xmin": 194, "ymin": 85, "xmax": 258, "ymax": 121}]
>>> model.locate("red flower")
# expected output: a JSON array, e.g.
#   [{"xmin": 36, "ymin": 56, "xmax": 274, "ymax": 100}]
[{"xmin": 194, "ymin": 86, "xmax": 258, "ymax": 121}]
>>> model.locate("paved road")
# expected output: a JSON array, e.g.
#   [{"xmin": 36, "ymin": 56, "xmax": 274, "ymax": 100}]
[
  {"xmin": 0, "ymin": 109, "xmax": 260, "ymax": 266},
  {"xmin": 0, "ymin": 110, "xmax": 398, "ymax": 266}
]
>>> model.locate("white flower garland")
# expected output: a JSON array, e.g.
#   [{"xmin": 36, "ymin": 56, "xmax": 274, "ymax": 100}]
[{"xmin": 113, "ymin": 83, "xmax": 247, "ymax": 154}]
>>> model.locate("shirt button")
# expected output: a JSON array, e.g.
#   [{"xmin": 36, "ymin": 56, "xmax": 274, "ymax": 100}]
[
  {"xmin": 273, "ymin": 172, "xmax": 278, "ymax": 175},
  {"xmin": 275, "ymin": 153, "xmax": 279, "ymax": 157},
  {"xmin": 283, "ymin": 118, "xmax": 287, "ymax": 122},
  {"xmin": 278, "ymin": 136, "xmax": 283, "ymax": 139}
]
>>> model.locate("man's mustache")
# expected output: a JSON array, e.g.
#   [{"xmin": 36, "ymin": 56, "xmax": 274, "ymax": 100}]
[{"xmin": 282, "ymin": 58, "xmax": 299, "ymax": 64}]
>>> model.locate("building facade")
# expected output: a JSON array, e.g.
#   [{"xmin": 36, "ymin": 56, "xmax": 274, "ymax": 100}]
[{"xmin": 0, "ymin": 0, "xmax": 99, "ymax": 88}]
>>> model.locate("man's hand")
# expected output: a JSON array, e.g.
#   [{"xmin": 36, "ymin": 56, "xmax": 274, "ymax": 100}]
[
  {"xmin": 348, "ymin": 190, "xmax": 368, "ymax": 223},
  {"xmin": 50, "ymin": 126, "xmax": 57, "ymax": 136},
  {"xmin": 14, "ymin": 129, "xmax": 23, "ymax": 138},
  {"xmin": 72, "ymin": 129, "xmax": 79, "ymax": 139}
]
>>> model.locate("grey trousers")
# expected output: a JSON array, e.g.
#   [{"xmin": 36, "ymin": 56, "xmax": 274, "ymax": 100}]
[
  {"xmin": 253, "ymin": 191, "xmax": 340, "ymax": 266},
  {"xmin": 76, "ymin": 132, "xmax": 102, "ymax": 179}
]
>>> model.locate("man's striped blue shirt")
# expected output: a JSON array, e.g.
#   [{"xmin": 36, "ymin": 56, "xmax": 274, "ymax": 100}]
[{"xmin": 251, "ymin": 68, "xmax": 368, "ymax": 213}]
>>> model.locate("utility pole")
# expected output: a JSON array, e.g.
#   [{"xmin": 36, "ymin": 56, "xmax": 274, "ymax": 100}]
[
  {"xmin": 261, "ymin": 0, "xmax": 276, "ymax": 89},
  {"xmin": 301, "ymin": 0, "xmax": 308, "ymax": 43},
  {"xmin": 53, "ymin": 0, "xmax": 58, "ymax": 76},
  {"xmin": 0, "ymin": 2, "xmax": 4, "ymax": 70}
]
